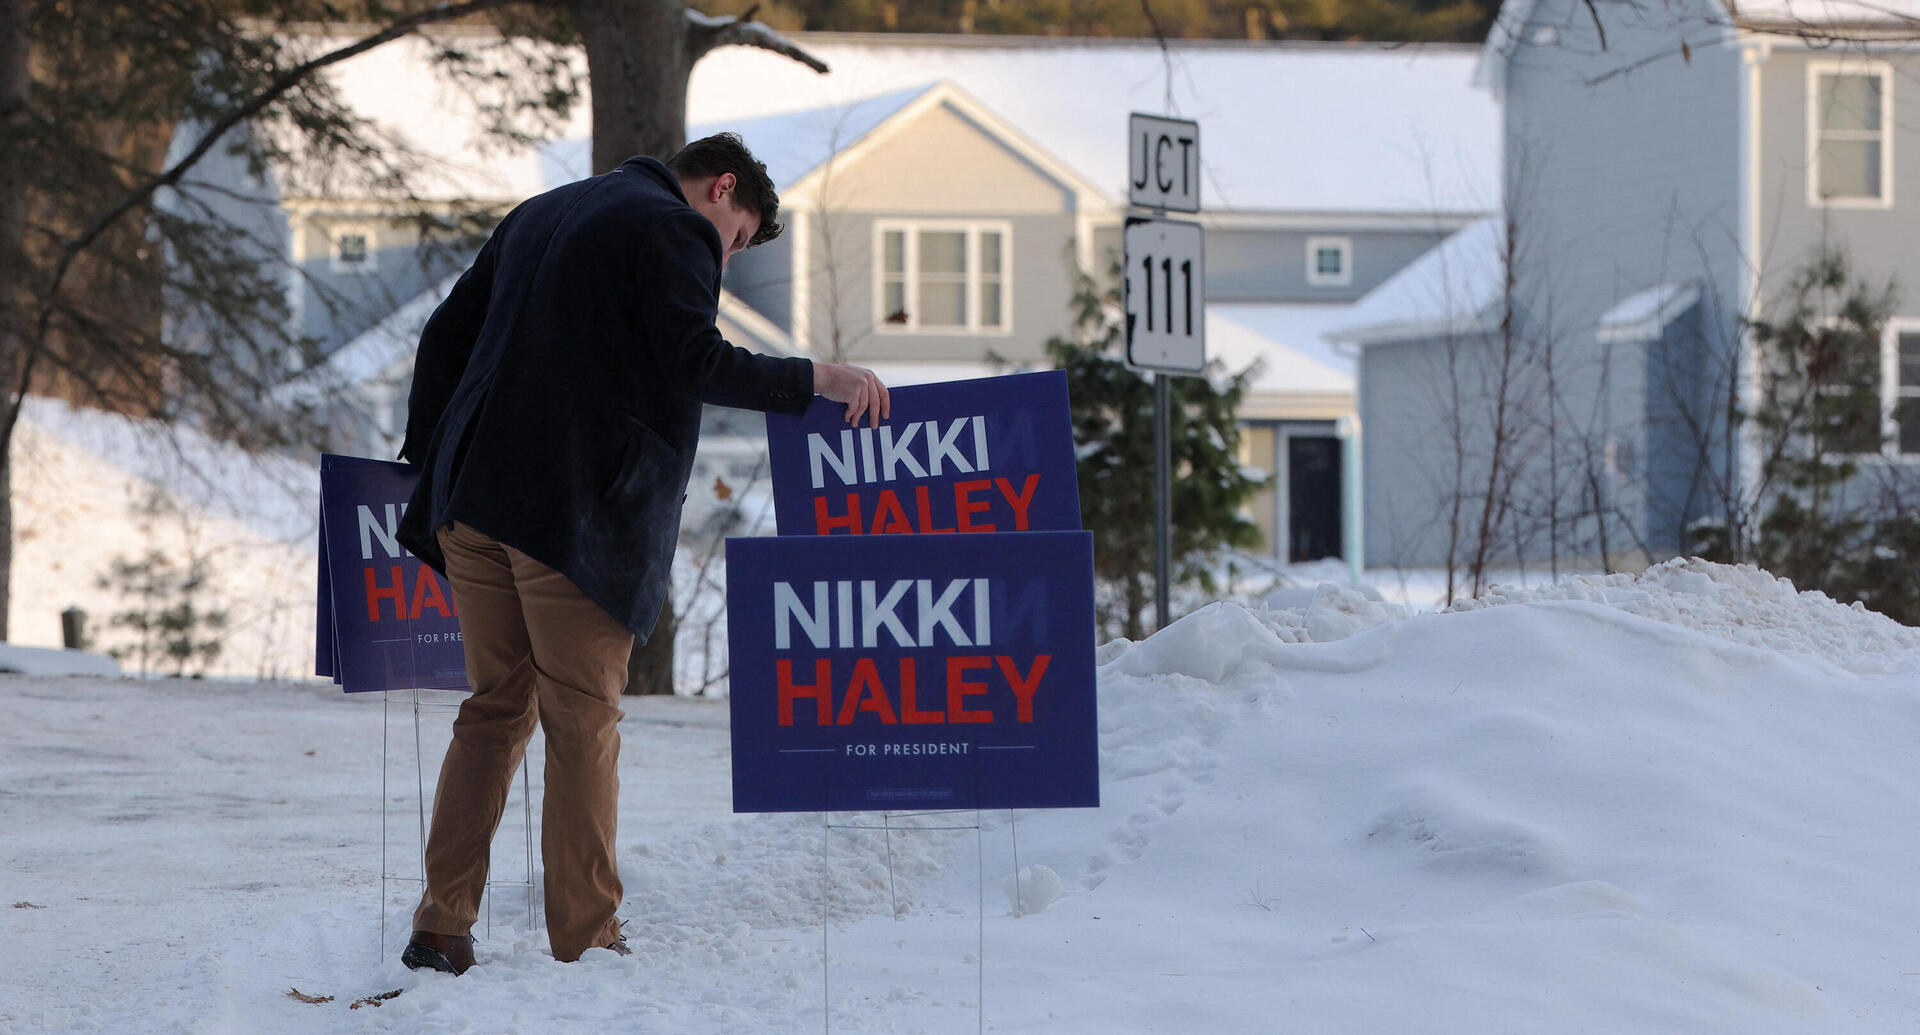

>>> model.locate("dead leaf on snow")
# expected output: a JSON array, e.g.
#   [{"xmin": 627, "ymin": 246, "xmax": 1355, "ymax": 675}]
[
  {"xmin": 285, "ymin": 988, "xmax": 333, "ymax": 1004},
  {"xmin": 350, "ymin": 989, "xmax": 404, "ymax": 1010},
  {"xmin": 11, "ymin": 902, "xmax": 45, "ymax": 909},
  {"xmin": 713, "ymin": 477, "xmax": 733, "ymax": 502}
]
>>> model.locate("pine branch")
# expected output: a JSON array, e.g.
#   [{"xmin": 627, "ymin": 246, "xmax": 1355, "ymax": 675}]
[{"xmin": 11, "ymin": 0, "xmax": 524, "ymax": 446}]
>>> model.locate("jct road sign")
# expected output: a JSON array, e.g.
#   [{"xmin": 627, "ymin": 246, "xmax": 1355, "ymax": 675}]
[
  {"xmin": 1128, "ymin": 113, "xmax": 1200, "ymax": 213},
  {"xmin": 1124, "ymin": 217, "xmax": 1207, "ymax": 374}
]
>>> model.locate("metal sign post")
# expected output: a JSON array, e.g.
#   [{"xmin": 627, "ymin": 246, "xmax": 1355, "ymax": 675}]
[{"xmin": 1124, "ymin": 113, "xmax": 1205, "ymax": 631}]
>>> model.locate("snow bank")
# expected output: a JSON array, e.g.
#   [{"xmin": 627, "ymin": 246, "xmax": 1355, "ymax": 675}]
[
  {"xmin": 5, "ymin": 560, "xmax": 1918, "ymax": 1032},
  {"xmin": 1451, "ymin": 556, "xmax": 1920, "ymax": 674}
]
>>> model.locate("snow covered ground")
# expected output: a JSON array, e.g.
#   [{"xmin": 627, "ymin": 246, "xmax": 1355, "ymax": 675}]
[
  {"xmin": 8, "ymin": 398, "xmax": 319, "ymax": 680},
  {"xmin": 6, "ymin": 558, "xmax": 1919, "ymax": 1033}
]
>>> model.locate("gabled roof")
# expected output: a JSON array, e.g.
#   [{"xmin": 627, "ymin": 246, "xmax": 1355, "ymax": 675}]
[
  {"xmin": 693, "ymin": 85, "xmax": 934, "ymax": 192},
  {"xmin": 691, "ymin": 79, "xmax": 1110, "ymax": 211},
  {"xmin": 539, "ymin": 84, "xmax": 936, "ymax": 190},
  {"xmin": 1329, "ymin": 216, "xmax": 1506, "ymax": 346}
]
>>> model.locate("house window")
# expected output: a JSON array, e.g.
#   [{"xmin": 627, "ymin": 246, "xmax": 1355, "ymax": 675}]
[
  {"xmin": 330, "ymin": 223, "xmax": 378, "ymax": 273},
  {"xmin": 1895, "ymin": 328, "xmax": 1920, "ymax": 454},
  {"xmin": 875, "ymin": 222, "xmax": 1010, "ymax": 333},
  {"xmin": 1813, "ymin": 326, "xmax": 1883, "ymax": 455},
  {"xmin": 1305, "ymin": 236, "xmax": 1352, "ymax": 287},
  {"xmin": 1809, "ymin": 64, "xmax": 1893, "ymax": 206}
]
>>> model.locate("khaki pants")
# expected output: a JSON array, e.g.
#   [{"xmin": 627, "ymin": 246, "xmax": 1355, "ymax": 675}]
[{"xmin": 412, "ymin": 522, "xmax": 635, "ymax": 962}]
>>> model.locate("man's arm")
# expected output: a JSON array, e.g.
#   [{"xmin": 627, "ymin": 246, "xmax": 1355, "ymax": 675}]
[
  {"xmin": 646, "ymin": 211, "xmax": 889, "ymax": 425},
  {"xmin": 398, "ymin": 219, "xmax": 507, "ymax": 463}
]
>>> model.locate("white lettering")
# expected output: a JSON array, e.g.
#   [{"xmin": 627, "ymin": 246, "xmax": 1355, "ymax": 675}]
[
  {"xmin": 916, "ymin": 579, "xmax": 972, "ymax": 647},
  {"xmin": 861, "ymin": 580, "xmax": 914, "ymax": 648},
  {"xmin": 925, "ymin": 419, "xmax": 974, "ymax": 477},
  {"xmin": 807, "ymin": 430, "xmax": 858, "ymax": 490},
  {"xmin": 836, "ymin": 580, "xmax": 855, "ymax": 649},
  {"xmin": 859, "ymin": 426, "xmax": 878, "ymax": 484},
  {"xmin": 879, "ymin": 423, "xmax": 929, "ymax": 481},
  {"xmin": 975, "ymin": 577, "xmax": 992, "ymax": 646},
  {"xmin": 773, "ymin": 578, "xmax": 994, "ymax": 650},
  {"xmin": 773, "ymin": 581, "xmax": 830, "ymax": 649},
  {"xmin": 357, "ymin": 503, "xmax": 401, "ymax": 560}
]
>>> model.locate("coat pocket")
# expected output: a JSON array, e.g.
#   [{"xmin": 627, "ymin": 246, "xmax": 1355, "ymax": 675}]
[{"xmin": 600, "ymin": 413, "xmax": 681, "ymax": 505}]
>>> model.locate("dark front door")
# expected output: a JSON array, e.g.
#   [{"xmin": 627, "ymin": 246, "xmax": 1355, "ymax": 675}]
[{"xmin": 1287, "ymin": 436, "xmax": 1342, "ymax": 562}]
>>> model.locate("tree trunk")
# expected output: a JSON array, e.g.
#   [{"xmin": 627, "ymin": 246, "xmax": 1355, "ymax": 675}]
[
  {"xmin": 0, "ymin": 0, "xmax": 33, "ymax": 642},
  {"xmin": 566, "ymin": 0, "xmax": 825, "ymax": 692},
  {"xmin": 572, "ymin": 0, "xmax": 692, "ymax": 693},
  {"xmin": 569, "ymin": 0, "xmax": 693, "ymax": 171}
]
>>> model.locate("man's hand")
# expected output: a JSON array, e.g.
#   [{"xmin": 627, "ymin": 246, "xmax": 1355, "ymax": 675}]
[{"xmin": 814, "ymin": 361, "xmax": 891, "ymax": 428}]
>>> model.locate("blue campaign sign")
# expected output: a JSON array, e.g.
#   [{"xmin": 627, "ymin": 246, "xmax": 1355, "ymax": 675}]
[
  {"xmin": 764, "ymin": 370, "xmax": 1082, "ymax": 537},
  {"xmin": 316, "ymin": 454, "xmax": 470, "ymax": 693},
  {"xmin": 725, "ymin": 530, "xmax": 1099, "ymax": 813}
]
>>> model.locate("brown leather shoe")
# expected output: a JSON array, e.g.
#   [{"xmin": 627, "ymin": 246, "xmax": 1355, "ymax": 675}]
[{"xmin": 401, "ymin": 930, "xmax": 475, "ymax": 975}]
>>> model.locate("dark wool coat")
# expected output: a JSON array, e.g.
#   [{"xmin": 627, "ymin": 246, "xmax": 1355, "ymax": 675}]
[{"xmin": 397, "ymin": 156, "xmax": 814, "ymax": 640}]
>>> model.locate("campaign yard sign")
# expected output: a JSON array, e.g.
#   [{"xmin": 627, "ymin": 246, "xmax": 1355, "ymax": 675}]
[
  {"xmin": 764, "ymin": 370, "xmax": 1082, "ymax": 537},
  {"xmin": 726, "ymin": 531, "xmax": 1097, "ymax": 813},
  {"xmin": 316, "ymin": 454, "xmax": 469, "ymax": 693}
]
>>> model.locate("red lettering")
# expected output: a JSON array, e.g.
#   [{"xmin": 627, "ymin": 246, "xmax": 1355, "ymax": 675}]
[
  {"xmin": 410, "ymin": 569, "xmax": 456, "ymax": 619},
  {"xmin": 814, "ymin": 493, "xmax": 862, "ymax": 535},
  {"xmin": 777, "ymin": 658, "xmax": 833, "ymax": 726},
  {"xmin": 945, "ymin": 656, "xmax": 993, "ymax": 723},
  {"xmin": 996, "ymin": 655, "xmax": 1050, "ymax": 723},
  {"xmin": 915, "ymin": 485, "xmax": 957, "ymax": 533},
  {"xmin": 870, "ymin": 489, "xmax": 914, "ymax": 535},
  {"xmin": 954, "ymin": 479, "xmax": 996, "ymax": 532},
  {"xmin": 995, "ymin": 475, "xmax": 1041, "ymax": 530},
  {"xmin": 837, "ymin": 658, "xmax": 899, "ymax": 725},
  {"xmin": 898, "ymin": 658, "xmax": 942, "ymax": 724},
  {"xmin": 364, "ymin": 566, "xmax": 406, "ymax": 622}
]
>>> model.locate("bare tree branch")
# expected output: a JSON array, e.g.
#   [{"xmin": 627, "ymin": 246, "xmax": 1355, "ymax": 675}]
[{"xmin": 686, "ymin": 7, "xmax": 829, "ymax": 71}]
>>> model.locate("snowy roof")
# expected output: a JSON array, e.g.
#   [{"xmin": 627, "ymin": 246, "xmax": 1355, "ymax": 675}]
[
  {"xmin": 686, "ymin": 36, "xmax": 1497, "ymax": 214},
  {"xmin": 307, "ymin": 273, "xmax": 460, "ymax": 389},
  {"xmin": 296, "ymin": 32, "xmax": 1496, "ymax": 215},
  {"xmin": 1595, "ymin": 280, "xmax": 1701, "ymax": 344},
  {"xmin": 1208, "ymin": 304, "xmax": 1356, "ymax": 394},
  {"xmin": 1330, "ymin": 216, "xmax": 1506, "ymax": 346},
  {"xmin": 689, "ymin": 85, "xmax": 935, "ymax": 191}
]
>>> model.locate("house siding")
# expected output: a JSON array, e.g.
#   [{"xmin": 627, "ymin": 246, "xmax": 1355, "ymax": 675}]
[
  {"xmin": 295, "ymin": 215, "xmax": 467, "ymax": 356},
  {"xmin": 1360, "ymin": 333, "xmax": 1494, "ymax": 570},
  {"xmin": 1208, "ymin": 227, "xmax": 1451, "ymax": 303},
  {"xmin": 723, "ymin": 233, "xmax": 794, "ymax": 332},
  {"xmin": 1757, "ymin": 47, "xmax": 1920, "ymax": 486},
  {"xmin": 793, "ymin": 99, "xmax": 1085, "ymax": 364},
  {"xmin": 1756, "ymin": 48, "xmax": 1920, "ymax": 304},
  {"xmin": 803, "ymin": 209, "xmax": 1078, "ymax": 364},
  {"xmin": 1361, "ymin": 0, "xmax": 1748, "ymax": 570}
]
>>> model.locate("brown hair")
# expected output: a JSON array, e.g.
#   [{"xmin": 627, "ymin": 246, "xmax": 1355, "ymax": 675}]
[{"xmin": 666, "ymin": 133, "xmax": 783, "ymax": 248}]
